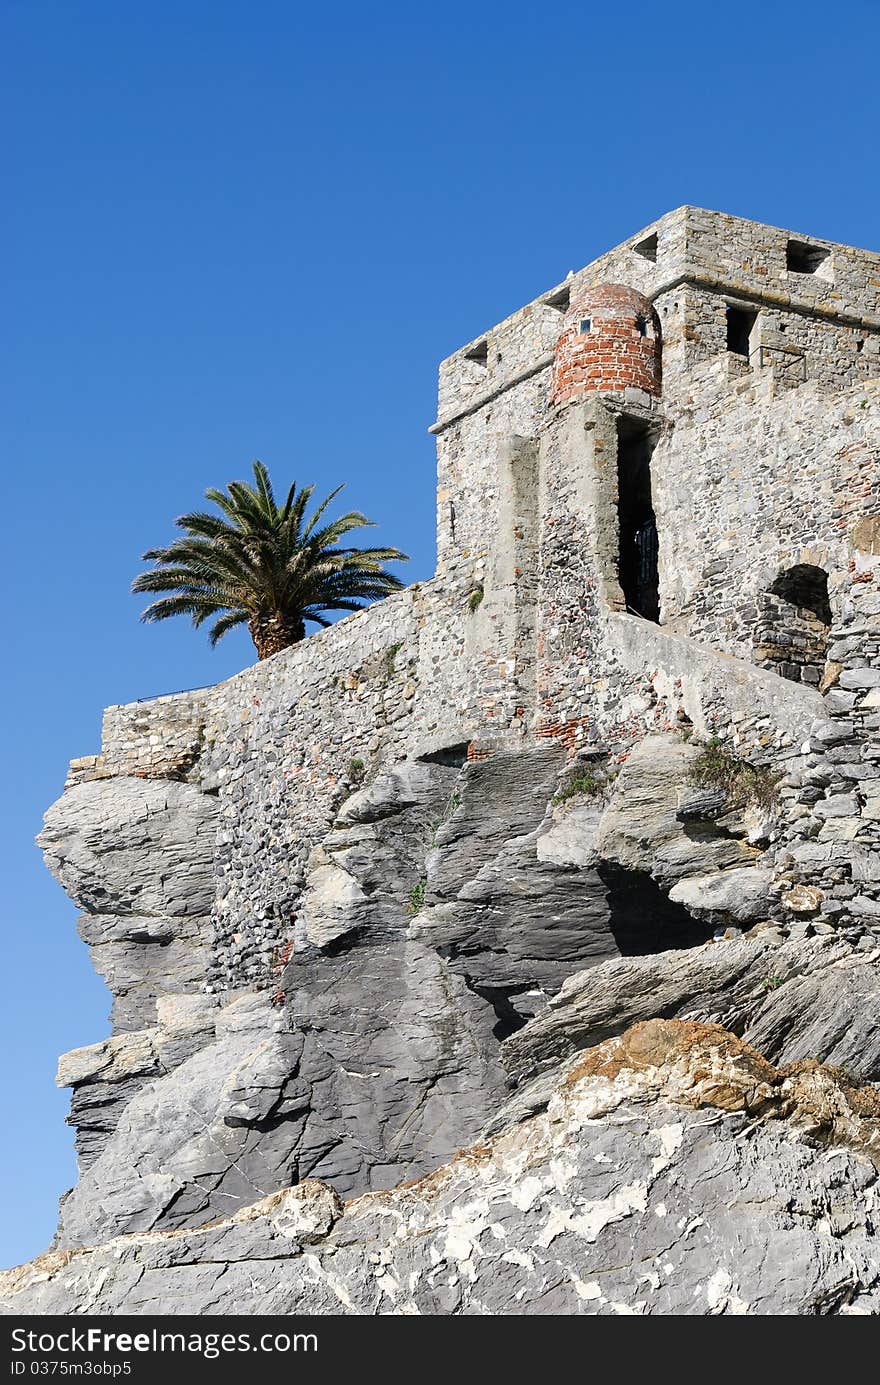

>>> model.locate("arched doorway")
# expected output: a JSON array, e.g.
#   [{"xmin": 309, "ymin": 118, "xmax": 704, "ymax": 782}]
[{"xmin": 752, "ymin": 564, "xmax": 831, "ymax": 684}]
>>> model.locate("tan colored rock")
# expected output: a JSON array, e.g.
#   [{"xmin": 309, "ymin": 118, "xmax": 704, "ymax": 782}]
[
  {"xmin": 819, "ymin": 661, "xmax": 843, "ymax": 694},
  {"xmin": 781, "ymin": 883, "xmax": 823, "ymax": 915},
  {"xmin": 851, "ymin": 515, "xmax": 880, "ymax": 556}
]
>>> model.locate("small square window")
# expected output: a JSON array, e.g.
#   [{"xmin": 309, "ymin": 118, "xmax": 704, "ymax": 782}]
[
  {"xmin": 726, "ymin": 305, "xmax": 758, "ymax": 359},
  {"xmin": 579, "ymin": 318, "xmax": 592, "ymax": 334}
]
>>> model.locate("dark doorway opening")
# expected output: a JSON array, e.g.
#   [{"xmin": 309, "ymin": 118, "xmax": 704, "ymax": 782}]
[
  {"xmin": 617, "ymin": 418, "xmax": 660, "ymax": 622},
  {"xmin": 769, "ymin": 564, "xmax": 832, "ymax": 624}
]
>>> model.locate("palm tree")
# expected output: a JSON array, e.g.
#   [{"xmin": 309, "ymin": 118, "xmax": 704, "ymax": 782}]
[{"xmin": 132, "ymin": 462, "xmax": 408, "ymax": 660}]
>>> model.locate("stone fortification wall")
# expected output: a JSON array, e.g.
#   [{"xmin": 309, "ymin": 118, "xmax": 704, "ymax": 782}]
[
  {"xmin": 654, "ymin": 377, "xmax": 880, "ymax": 655},
  {"xmin": 66, "ymin": 688, "xmax": 210, "ymax": 787},
  {"xmin": 773, "ymin": 564, "xmax": 880, "ymax": 938}
]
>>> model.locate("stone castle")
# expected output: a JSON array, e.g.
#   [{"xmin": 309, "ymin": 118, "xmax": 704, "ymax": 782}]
[{"xmin": 8, "ymin": 208, "xmax": 880, "ymax": 1314}]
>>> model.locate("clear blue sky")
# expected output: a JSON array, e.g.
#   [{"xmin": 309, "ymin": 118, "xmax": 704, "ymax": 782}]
[{"xmin": 2, "ymin": 0, "xmax": 878, "ymax": 1268}]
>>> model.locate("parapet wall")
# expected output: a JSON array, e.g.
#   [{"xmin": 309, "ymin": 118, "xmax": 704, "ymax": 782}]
[{"xmin": 67, "ymin": 689, "xmax": 211, "ymax": 787}]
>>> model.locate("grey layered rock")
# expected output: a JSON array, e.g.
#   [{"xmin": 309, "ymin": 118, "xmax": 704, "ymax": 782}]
[
  {"xmin": 39, "ymin": 778, "xmax": 217, "ymax": 921},
  {"xmin": 297, "ymin": 758, "xmax": 462, "ymax": 950},
  {"xmin": 39, "ymin": 778, "xmax": 216, "ymax": 1035},
  {"xmin": 55, "ymin": 948, "xmax": 506, "ymax": 1248},
  {"xmin": 596, "ymin": 736, "xmax": 755, "ymax": 886},
  {"xmin": 668, "ymin": 866, "xmax": 774, "ymax": 923},
  {"xmin": 43, "ymin": 733, "xmax": 848, "ymax": 1254},
  {"xmin": 45, "ymin": 739, "xmax": 732, "ymax": 1246},
  {"xmin": 501, "ymin": 934, "xmax": 880, "ymax": 1088},
  {"xmin": 412, "ymin": 744, "xmax": 715, "ymax": 1019},
  {"xmin": 39, "ymin": 777, "xmax": 219, "ymax": 1169},
  {"xmin": 76, "ymin": 913, "xmax": 211, "ymax": 1033},
  {"xmin": 7, "ymin": 1021, "xmax": 880, "ymax": 1316}
]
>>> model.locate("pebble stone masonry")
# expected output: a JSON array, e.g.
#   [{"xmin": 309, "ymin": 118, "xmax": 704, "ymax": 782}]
[{"xmin": 57, "ymin": 206, "xmax": 880, "ymax": 993}]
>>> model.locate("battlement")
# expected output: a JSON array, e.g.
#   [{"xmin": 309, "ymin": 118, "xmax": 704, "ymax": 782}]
[{"xmin": 433, "ymin": 207, "xmax": 880, "ymax": 432}]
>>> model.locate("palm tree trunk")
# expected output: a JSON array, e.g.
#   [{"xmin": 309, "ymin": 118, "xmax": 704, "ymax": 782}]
[{"xmin": 248, "ymin": 612, "xmax": 306, "ymax": 660}]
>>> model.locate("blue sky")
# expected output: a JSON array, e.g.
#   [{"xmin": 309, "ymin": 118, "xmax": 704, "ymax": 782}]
[{"xmin": 2, "ymin": 0, "xmax": 878, "ymax": 1268}]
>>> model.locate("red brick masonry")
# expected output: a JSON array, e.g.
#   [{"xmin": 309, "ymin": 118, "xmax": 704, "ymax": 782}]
[{"xmin": 551, "ymin": 282, "xmax": 662, "ymax": 404}]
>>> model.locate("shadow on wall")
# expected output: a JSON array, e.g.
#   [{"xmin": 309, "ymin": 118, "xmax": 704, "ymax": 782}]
[{"xmin": 752, "ymin": 563, "xmax": 831, "ymax": 686}]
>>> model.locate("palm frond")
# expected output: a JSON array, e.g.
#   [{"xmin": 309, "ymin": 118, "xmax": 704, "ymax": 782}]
[
  {"xmin": 133, "ymin": 463, "xmax": 408, "ymax": 658},
  {"xmin": 208, "ymin": 610, "xmax": 250, "ymax": 645}
]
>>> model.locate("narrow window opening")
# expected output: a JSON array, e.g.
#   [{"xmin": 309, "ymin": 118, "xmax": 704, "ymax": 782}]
[
  {"xmin": 464, "ymin": 339, "xmax": 488, "ymax": 366},
  {"xmin": 634, "ymin": 232, "xmax": 658, "ymax": 263},
  {"xmin": 635, "ymin": 313, "xmax": 648, "ymax": 337},
  {"xmin": 579, "ymin": 317, "xmax": 592, "ymax": 334},
  {"xmin": 616, "ymin": 419, "xmax": 659, "ymax": 623},
  {"xmin": 786, "ymin": 240, "xmax": 831, "ymax": 276},
  {"xmin": 726, "ymin": 305, "xmax": 758, "ymax": 359},
  {"xmin": 545, "ymin": 285, "xmax": 571, "ymax": 313}
]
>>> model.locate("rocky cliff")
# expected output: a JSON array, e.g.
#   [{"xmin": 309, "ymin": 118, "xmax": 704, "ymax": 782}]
[
  {"xmin": 6, "ymin": 710, "xmax": 880, "ymax": 1315},
  {"xmin": 4, "ymin": 1019, "xmax": 880, "ymax": 1315}
]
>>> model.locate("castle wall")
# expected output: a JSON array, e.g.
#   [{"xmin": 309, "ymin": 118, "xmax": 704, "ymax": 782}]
[
  {"xmin": 434, "ymin": 370, "xmax": 549, "ymax": 571},
  {"xmin": 653, "ymin": 377, "xmax": 880, "ymax": 658},
  {"xmin": 529, "ymin": 397, "xmax": 825, "ymax": 763},
  {"xmin": 673, "ymin": 285, "xmax": 880, "ymax": 388},
  {"xmin": 681, "ymin": 208, "xmax": 880, "ymax": 321}
]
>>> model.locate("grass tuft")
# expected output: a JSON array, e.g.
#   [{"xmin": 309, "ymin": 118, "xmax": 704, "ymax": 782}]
[
  {"xmin": 408, "ymin": 879, "xmax": 427, "ymax": 914},
  {"xmin": 553, "ymin": 766, "xmax": 604, "ymax": 806},
  {"xmin": 689, "ymin": 739, "xmax": 779, "ymax": 810}
]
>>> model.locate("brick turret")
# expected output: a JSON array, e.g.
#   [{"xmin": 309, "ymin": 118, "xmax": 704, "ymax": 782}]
[{"xmin": 550, "ymin": 282, "xmax": 661, "ymax": 404}]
